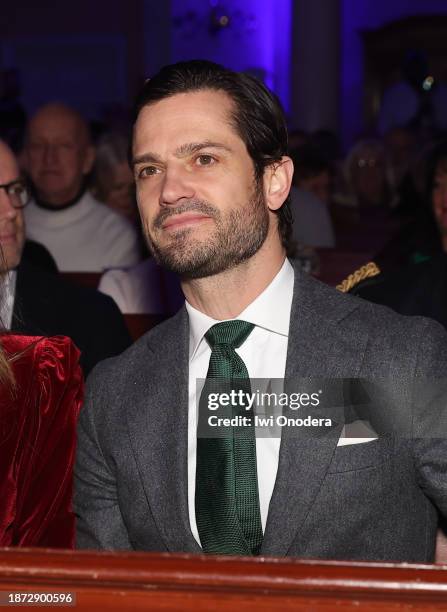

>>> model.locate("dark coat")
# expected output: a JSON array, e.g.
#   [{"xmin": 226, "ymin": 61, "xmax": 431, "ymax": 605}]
[
  {"xmin": 12, "ymin": 260, "xmax": 132, "ymax": 375},
  {"xmin": 75, "ymin": 263, "xmax": 447, "ymax": 562},
  {"xmin": 352, "ymin": 253, "xmax": 447, "ymax": 330}
]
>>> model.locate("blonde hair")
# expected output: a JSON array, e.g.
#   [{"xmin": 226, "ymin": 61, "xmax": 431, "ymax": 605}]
[{"xmin": 0, "ymin": 345, "xmax": 14, "ymax": 389}]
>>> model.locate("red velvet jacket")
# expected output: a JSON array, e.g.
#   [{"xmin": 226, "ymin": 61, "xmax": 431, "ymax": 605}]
[{"xmin": 0, "ymin": 335, "xmax": 83, "ymax": 547}]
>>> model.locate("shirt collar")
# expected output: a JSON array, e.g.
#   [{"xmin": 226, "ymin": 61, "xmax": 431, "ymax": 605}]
[
  {"xmin": 186, "ymin": 258, "xmax": 294, "ymax": 361},
  {"xmin": 0, "ymin": 270, "xmax": 17, "ymax": 330}
]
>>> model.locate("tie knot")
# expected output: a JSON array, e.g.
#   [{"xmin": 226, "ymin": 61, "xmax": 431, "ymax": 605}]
[{"xmin": 205, "ymin": 320, "xmax": 255, "ymax": 350}]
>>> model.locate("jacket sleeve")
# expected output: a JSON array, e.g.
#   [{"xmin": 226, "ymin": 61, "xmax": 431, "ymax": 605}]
[
  {"xmin": 412, "ymin": 318, "xmax": 447, "ymax": 518},
  {"xmin": 74, "ymin": 362, "xmax": 133, "ymax": 550}
]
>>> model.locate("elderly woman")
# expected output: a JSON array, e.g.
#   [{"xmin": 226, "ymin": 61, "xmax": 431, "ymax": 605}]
[
  {"xmin": 91, "ymin": 131, "xmax": 139, "ymax": 224},
  {"xmin": 335, "ymin": 139, "xmax": 391, "ymax": 209}
]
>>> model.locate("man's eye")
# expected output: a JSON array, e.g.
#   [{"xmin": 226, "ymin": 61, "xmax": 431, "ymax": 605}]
[
  {"xmin": 196, "ymin": 154, "xmax": 215, "ymax": 166},
  {"xmin": 138, "ymin": 166, "xmax": 160, "ymax": 178},
  {"xmin": 9, "ymin": 183, "xmax": 25, "ymax": 196}
]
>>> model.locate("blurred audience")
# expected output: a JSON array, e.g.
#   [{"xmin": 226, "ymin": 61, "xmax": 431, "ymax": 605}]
[
  {"xmin": 378, "ymin": 50, "xmax": 447, "ymax": 138},
  {"xmin": 91, "ymin": 131, "xmax": 139, "ymax": 224},
  {"xmin": 335, "ymin": 139, "xmax": 390, "ymax": 209},
  {"xmin": 311, "ymin": 129, "xmax": 341, "ymax": 165},
  {"xmin": 331, "ymin": 138, "xmax": 399, "ymax": 252},
  {"xmin": 375, "ymin": 140, "xmax": 447, "ymax": 271},
  {"xmin": 0, "ymin": 139, "xmax": 131, "ymax": 375},
  {"xmin": 22, "ymin": 103, "xmax": 140, "ymax": 272},
  {"xmin": 383, "ymin": 126, "xmax": 417, "ymax": 200},
  {"xmin": 0, "ymin": 69, "xmax": 26, "ymax": 154},
  {"xmin": 288, "ymin": 144, "xmax": 335, "ymax": 248},
  {"xmin": 353, "ymin": 140, "xmax": 447, "ymax": 329},
  {"xmin": 291, "ymin": 145, "xmax": 331, "ymax": 205},
  {"xmin": 287, "ymin": 128, "xmax": 309, "ymax": 151},
  {"xmin": 351, "ymin": 254, "xmax": 447, "ymax": 331},
  {"xmin": 289, "ymin": 186, "xmax": 335, "ymax": 249},
  {"xmin": 431, "ymin": 143, "xmax": 447, "ymax": 252}
]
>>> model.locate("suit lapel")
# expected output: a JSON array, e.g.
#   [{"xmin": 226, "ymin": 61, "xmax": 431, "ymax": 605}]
[
  {"xmin": 261, "ymin": 268, "xmax": 369, "ymax": 556},
  {"xmin": 12, "ymin": 262, "xmax": 47, "ymax": 334},
  {"xmin": 126, "ymin": 265, "xmax": 369, "ymax": 556},
  {"xmin": 126, "ymin": 307, "xmax": 201, "ymax": 553},
  {"xmin": 11, "ymin": 264, "xmax": 29, "ymax": 333}
]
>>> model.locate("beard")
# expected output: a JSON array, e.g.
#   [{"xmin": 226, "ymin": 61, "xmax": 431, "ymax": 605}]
[{"xmin": 142, "ymin": 180, "xmax": 269, "ymax": 280}]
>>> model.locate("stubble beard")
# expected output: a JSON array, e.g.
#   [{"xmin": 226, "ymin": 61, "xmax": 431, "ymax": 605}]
[{"xmin": 143, "ymin": 180, "xmax": 269, "ymax": 280}]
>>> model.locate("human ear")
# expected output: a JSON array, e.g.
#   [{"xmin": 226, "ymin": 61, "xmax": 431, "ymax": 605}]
[{"xmin": 263, "ymin": 156, "xmax": 294, "ymax": 211}]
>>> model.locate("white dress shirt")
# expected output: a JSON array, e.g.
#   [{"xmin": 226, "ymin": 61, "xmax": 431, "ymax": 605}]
[
  {"xmin": 186, "ymin": 258, "xmax": 294, "ymax": 545},
  {"xmin": 0, "ymin": 270, "xmax": 17, "ymax": 330}
]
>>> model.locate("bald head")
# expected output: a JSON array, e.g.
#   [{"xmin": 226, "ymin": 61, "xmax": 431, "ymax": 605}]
[
  {"xmin": 24, "ymin": 103, "xmax": 95, "ymax": 206},
  {"xmin": 29, "ymin": 103, "xmax": 91, "ymax": 144},
  {"xmin": 0, "ymin": 140, "xmax": 26, "ymax": 271}
]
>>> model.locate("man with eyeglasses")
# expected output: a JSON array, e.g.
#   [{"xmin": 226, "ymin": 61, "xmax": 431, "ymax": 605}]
[
  {"xmin": 0, "ymin": 139, "xmax": 131, "ymax": 373},
  {"xmin": 0, "ymin": 140, "xmax": 27, "ymax": 328}
]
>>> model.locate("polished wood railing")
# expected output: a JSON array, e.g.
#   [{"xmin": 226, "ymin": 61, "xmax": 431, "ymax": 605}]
[{"xmin": 2, "ymin": 549, "xmax": 447, "ymax": 610}]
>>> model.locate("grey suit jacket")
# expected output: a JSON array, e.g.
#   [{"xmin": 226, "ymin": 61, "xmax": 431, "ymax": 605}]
[{"xmin": 74, "ymin": 265, "xmax": 447, "ymax": 562}]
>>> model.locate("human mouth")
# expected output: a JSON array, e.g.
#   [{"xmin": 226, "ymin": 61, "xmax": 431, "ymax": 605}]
[
  {"xmin": 0, "ymin": 233, "xmax": 17, "ymax": 245},
  {"xmin": 161, "ymin": 213, "xmax": 212, "ymax": 231}
]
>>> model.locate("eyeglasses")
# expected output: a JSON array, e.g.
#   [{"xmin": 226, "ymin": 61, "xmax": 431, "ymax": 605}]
[{"xmin": 0, "ymin": 179, "xmax": 31, "ymax": 209}]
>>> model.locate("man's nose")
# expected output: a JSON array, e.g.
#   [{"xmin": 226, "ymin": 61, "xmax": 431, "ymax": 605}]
[
  {"xmin": 42, "ymin": 144, "xmax": 58, "ymax": 165},
  {"xmin": 160, "ymin": 166, "xmax": 195, "ymax": 205}
]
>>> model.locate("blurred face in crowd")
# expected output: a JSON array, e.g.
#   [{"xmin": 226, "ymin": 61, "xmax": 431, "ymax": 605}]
[
  {"xmin": 350, "ymin": 146, "xmax": 386, "ymax": 207},
  {"xmin": 0, "ymin": 141, "xmax": 26, "ymax": 271},
  {"xmin": 24, "ymin": 104, "xmax": 95, "ymax": 206},
  {"xmin": 432, "ymin": 157, "xmax": 447, "ymax": 239},
  {"xmin": 132, "ymin": 89, "xmax": 287, "ymax": 279},
  {"xmin": 100, "ymin": 161, "xmax": 137, "ymax": 222}
]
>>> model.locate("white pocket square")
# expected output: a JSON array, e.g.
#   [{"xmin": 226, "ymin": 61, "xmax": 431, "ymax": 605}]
[{"xmin": 337, "ymin": 420, "xmax": 378, "ymax": 446}]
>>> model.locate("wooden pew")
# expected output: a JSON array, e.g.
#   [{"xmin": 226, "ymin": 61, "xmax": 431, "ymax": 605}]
[
  {"xmin": 2, "ymin": 549, "xmax": 447, "ymax": 610},
  {"xmin": 60, "ymin": 272, "xmax": 101, "ymax": 290}
]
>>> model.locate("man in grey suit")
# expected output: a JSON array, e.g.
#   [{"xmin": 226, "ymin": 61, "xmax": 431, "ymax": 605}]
[{"xmin": 75, "ymin": 60, "xmax": 447, "ymax": 562}]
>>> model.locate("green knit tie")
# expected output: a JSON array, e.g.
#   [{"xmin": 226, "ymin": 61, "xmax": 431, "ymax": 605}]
[{"xmin": 195, "ymin": 320, "xmax": 263, "ymax": 555}]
